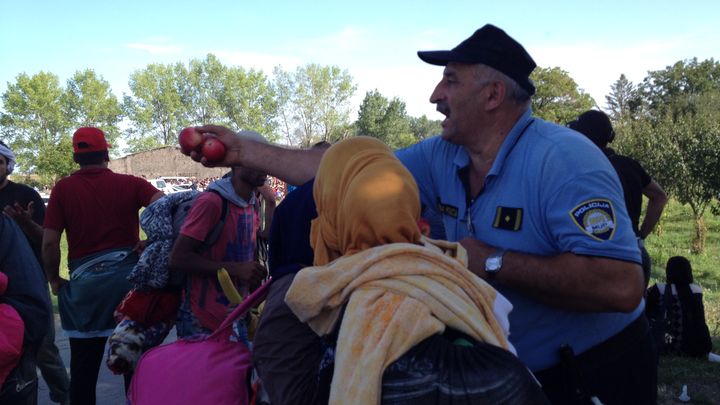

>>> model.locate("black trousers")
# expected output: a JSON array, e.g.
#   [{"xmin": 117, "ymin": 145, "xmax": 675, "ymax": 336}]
[
  {"xmin": 535, "ymin": 315, "xmax": 658, "ymax": 405},
  {"xmin": 69, "ymin": 337, "xmax": 108, "ymax": 405}
]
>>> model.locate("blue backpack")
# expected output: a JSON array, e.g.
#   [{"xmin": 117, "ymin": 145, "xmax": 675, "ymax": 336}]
[{"xmin": 127, "ymin": 190, "xmax": 228, "ymax": 290}]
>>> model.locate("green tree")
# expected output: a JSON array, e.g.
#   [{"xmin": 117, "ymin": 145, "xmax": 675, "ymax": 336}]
[
  {"xmin": 530, "ymin": 66, "xmax": 595, "ymax": 124},
  {"xmin": 639, "ymin": 58, "xmax": 720, "ymax": 121},
  {"xmin": 181, "ymin": 54, "xmax": 226, "ymax": 125},
  {"xmin": 0, "ymin": 71, "xmax": 74, "ymax": 183},
  {"xmin": 63, "ymin": 69, "xmax": 123, "ymax": 151},
  {"xmin": 123, "ymin": 62, "xmax": 186, "ymax": 151},
  {"xmin": 355, "ymin": 90, "xmax": 414, "ymax": 148},
  {"xmin": 605, "ymin": 74, "xmax": 642, "ymax": 124},
  {"xmin": 408, "ymin": 115, "xmax": 442, "ymax": 141},
  {"xmin": 618, "ymin": 91, "xmax": 720, "ymax": 252},
  {"xmin": 620, "ymin": 58, "xmax": 720, "ymax": 252},
  {"xmin": 274, "ymin": 64, "xmax": 356, "ymax": 147},
  {"xmin": 219, "ymin": 66, "xmax": 279, "ymax": 142}
]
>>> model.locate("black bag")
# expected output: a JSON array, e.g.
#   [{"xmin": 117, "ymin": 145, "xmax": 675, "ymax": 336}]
[
  {"xmin": 317, "ymin": 328, "xmax": 549, "ymax": 405},
  {"xmin": 381, "ymin": 329, "xmax": 549, "ymax": 404}
]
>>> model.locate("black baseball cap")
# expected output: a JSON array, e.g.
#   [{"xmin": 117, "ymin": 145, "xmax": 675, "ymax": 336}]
[{"xmin": 417, "ymin": 24, "xmax": 537, "ymax": 95}]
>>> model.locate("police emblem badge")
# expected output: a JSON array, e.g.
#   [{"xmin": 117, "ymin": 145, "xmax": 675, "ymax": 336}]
[{"xmin": 569, "ymin": 199, "xmax": 616, "ymax": 241}]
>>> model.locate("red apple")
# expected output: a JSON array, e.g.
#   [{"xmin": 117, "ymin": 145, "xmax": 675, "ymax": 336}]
[
  {"xmin": 178, "ymin": 127, "xmax": 204, "ymax": 154},
  {"xmin": 201, "ymin": 137, "xmax": 227, "ymax": 163}
]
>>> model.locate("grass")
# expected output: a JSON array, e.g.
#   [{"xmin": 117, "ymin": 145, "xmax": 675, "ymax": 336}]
[
  {"xmin": 50, "ymin": 200, "xmax": 718, "ymax": 401},
  {"xmin": 645, "ymin": 200, "xmax": 720, "ymax": 403}
]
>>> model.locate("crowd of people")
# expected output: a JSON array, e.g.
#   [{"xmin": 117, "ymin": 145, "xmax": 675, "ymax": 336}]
[{"xmin": 0, "ymin": 23, "xmax": 717, "ymax": 405}]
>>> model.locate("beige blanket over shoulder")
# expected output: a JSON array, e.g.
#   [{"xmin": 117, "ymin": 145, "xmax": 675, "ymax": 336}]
[{"xmin": 285, "ymin": 238, "xmax": 514, "ymax": 405}]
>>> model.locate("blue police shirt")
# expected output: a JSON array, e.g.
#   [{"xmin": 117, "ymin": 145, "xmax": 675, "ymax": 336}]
[{"xmin": 396, "ymin": 109, "xmax": 644, "ymax": 371}]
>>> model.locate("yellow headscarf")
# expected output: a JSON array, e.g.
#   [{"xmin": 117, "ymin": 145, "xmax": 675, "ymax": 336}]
[{"xmin": 310, "ymin": 136, "xmax": 421, "ymax": 265}]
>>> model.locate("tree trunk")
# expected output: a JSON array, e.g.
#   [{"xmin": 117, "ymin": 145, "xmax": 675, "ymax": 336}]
[{"xmin": 691, "ymin": 215, "xmax": 706, "ymax": 253}]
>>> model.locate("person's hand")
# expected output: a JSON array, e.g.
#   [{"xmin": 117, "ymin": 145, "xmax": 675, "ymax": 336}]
[
  {"xmin": 48, "ymin": 276, "xmax": 68, "ymax": 295},
  {"xmin": 3, "ymin": 201, "xmax": 34, "ymax": 225},
  {"xmin": 133, "ymin": 239, "xmax": 148, "ymax": 254},
  {"xmin": 185, "ymin": 125, "xmax": 240, "ymax": 167},
  {"xmin": 458, "ymin": 237, "xmax": 494, "ymax": 279},
  {"xmin": 225, "ymin": 261, "xmax": 267, "ymax": 290}
]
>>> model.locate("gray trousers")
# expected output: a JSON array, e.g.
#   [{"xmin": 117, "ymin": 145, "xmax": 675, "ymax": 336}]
[{"xmin": 37, "ymin": 314, "xmax": 70, "ymax": 403}]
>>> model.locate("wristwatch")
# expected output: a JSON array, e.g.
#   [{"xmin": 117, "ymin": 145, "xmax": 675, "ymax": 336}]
[{"xmin": 484, "ymin": 249, "xmax": 506, "ymax": 279}]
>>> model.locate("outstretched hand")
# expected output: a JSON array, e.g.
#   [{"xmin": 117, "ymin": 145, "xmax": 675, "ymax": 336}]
[
  {"xmin": 184, "ymin": 125, "xmax": 239, "ymax": 167},
  {"xmin": 3, "ymin": 201, "xmax": 34, "ymax": 225}
]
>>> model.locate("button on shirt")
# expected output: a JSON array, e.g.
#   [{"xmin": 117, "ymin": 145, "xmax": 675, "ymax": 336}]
[{"xmin": 396, "ymin": 110, "xmax": 643, "ymax": 371}]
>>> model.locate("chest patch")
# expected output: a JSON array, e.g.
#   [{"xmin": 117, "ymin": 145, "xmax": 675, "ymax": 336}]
[
  {"xmin": 493, "ymin": 206, "xmax": 523, "ymax": 231},
  {"xmin": 437, "ymin": 202, "xmax": 459, "ymax": 218},
  {"xmin": 569, "ymin": 199, "xmax": 616, "ymax": 241}
]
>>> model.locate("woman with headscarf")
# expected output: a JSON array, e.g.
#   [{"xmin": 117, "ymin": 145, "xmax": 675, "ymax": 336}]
[
  {"xmin": 284, "ymin": 137, "xmax": 532, "ymax": 405},
  {"xmin": 646, "ymin": 256, "xmax": 718, "ymax": 361}
]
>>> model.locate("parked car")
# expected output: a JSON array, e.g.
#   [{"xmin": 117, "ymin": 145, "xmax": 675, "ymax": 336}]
[{"xmin": 147, "ymin": 178, "xmax": 175, "ymax": 194}]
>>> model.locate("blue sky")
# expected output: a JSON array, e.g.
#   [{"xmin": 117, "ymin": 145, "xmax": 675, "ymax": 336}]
[{"xmin": 1, "ymin": 0, "xmax": 718, "ymax": 119}]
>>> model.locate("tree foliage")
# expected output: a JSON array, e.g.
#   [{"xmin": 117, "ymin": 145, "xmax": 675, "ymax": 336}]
[
  {"xmin": 0, "ymin": 71, "xmax": 76, "ymax": 183},
  {"xmin": 530, "ymin": 66, "xmax": 596, "ymax": 124},
  {"xmin": 123, "ymin": 54, "xmax": 279, "ymax": 152},
  {"xmin": 605, "ymin": 74, "xmax": 642, "ymax": 125},
  {"xmin": 639, "ymin": 58, "xmax": 720, "ymax": 121},
  {"xmin": 615, "ymin": 59, "xmax": 720, "ymax": 252},
  {"xmin": 355, "ymin": 90, "xmax": 415, "ymax": 149},
  {"xmin": 408, "ymin": 115, "xmax": 442, "ymax": 142},
  {"xmin": 63, "ymin": 69, "xmax": 123, "ymax": 150},
  {"xmin": 123, "ymin": 62, "xmax": 186, "ymax": 150},
  {"xmin": 274, "ymin": 64, "xmax": 356, "ymax": 147},
  {"xmin": 220, "ymin": 66, "xmax": 279, "ymax": 141}
]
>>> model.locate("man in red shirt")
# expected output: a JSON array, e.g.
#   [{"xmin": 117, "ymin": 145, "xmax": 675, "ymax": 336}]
[{"xmin": 42, "ymin": 127, "xmax": 163, "ymax": 405}]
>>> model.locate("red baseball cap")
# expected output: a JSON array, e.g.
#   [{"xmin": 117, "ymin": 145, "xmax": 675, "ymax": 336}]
[{"xmin": 72, "ymin": 127, "xmax": 111, "ymax": 153}]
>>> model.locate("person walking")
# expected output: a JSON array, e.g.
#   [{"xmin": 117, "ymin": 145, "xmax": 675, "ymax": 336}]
[{"xmin": 42, "ymin": 127, "xmax": 163, "ymax": 405}]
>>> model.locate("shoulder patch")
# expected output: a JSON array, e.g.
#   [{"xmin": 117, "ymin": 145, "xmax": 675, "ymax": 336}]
[{"xmin": 569, "ymin": 199, "xmax": 616, "ymax": 241}]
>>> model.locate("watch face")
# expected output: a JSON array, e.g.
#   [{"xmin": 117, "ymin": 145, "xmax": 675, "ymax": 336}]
[{"xmin": 486, "ymin": 256, "xmax": 502, "ymax": 272}]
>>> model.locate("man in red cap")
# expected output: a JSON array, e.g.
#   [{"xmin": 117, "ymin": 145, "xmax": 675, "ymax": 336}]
[{"xmin": 42, "ymin": 127, "xmax": 163, "ymax": 405}]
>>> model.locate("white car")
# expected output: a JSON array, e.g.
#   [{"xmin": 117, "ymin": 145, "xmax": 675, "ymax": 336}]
[{"xmin": 147, "ymin": 178, "xmax": 175, "ymax": 194}]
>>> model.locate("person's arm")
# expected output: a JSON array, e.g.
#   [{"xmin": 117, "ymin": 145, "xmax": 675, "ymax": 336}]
[
  {"xmin": 191, "ymin": 125, "xmax": 325, "ymax": 186},
  {"xmin": 3, "ymin": 201, "xmax": 43, "ymax": 249},
  {"xmin": 41, "ymin": 228, "xmax": 67, "ymax": 295},
  {"xmin": 460, "ymin": 237, "xmax": 645, "ymax": 313},
  {"xmin": 639, "ymin": 179, "xmax": 668, "ymax": 239},
  {"xmin": 169, "ymin": 234, "xmax": 266, "ymax": 286},
  {"xmin": 149, "ymin": 191, "xmax": 165, "ymax": 204},
  {"xmin": 257, "ymin": 185, "xmax": 276, "ymax": 240}
]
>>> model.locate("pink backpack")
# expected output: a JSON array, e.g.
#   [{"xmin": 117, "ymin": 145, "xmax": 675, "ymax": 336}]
[
  {"xmin": 0, "ymin": 272, "xmax": 25, "ymax": 387},
  {"xmin": 128, "ymin": 279, "xmax": 271, "ymax": 405}
]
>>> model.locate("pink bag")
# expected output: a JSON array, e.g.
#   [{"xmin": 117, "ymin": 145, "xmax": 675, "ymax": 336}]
[
  {"xmin": 128, "ymin": 279, "xmax": 271, "ymax": 405},
  {"xmin": 0, "ymin": 273, "xmax": 25, "ymax": 387}
]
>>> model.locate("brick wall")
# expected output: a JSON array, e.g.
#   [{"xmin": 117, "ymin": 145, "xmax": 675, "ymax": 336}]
[{"xmin": 108, "ymin": 146, "xmax": 228, "ymax": 179}]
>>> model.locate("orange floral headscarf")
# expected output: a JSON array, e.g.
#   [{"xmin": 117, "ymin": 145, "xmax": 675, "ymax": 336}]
[{"xmin": 311, "ymin": 137, "xmax": 421, "ymax": 266}]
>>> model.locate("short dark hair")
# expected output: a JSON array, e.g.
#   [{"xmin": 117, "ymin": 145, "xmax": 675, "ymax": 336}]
[
  {"xmin": 567, "ymin": 110, "xmax": 615, "ymax": 148},
  {"xmin": 312, "ymin": 141, "xmax": 331, "ymax": 149},
  {"xmin": 73, "ymin": 150, "xmax": 109, "ymax": 166}
]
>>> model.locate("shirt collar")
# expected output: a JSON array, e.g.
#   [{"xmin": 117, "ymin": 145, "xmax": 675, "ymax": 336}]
[
  {"xmin": 488, "ymin": 109, "xmax": 533, "ymax": 177},
  {"xmin": 452, "ymin": 108, "xmax": 534, "ymax": 174},
  {"xmin": 72, "ymin": 167, "xmax": 111, "ymax": 176}
]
